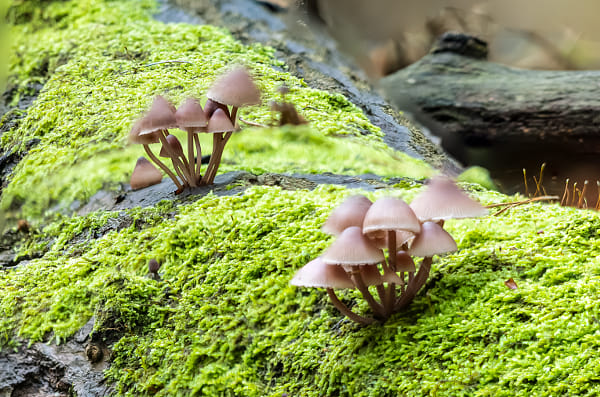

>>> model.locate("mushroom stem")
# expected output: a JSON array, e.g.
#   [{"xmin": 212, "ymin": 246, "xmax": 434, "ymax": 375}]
[
  {"xmin": 385, "ymin": 230, "xmax": 397, "ymax": 315},
  {"xmin": 230, "ymin": 106, "xmax": 239, "ymax": 125},
  {"xmin": 202, "ymin": 131, "xmax": 233, "ymax": 185},
  {"xmin": 351, "ymin": 268, "xmax": 385, "ymax": 318},
  {"xmin": 187, "ymin": 131, "xmax": 196, "ymax": 183},
  {"xmin": 158, "ymin": 130, "xmax": 194, "ymax": 187},
  {"xmin": 326, "ymin": 288, "xmax": 374, "ymax": 325},
  {"xmin": 143, "ymin": 144, "xmax": 184, "ymax": 191},
  {"xmin": 395, "ymin": 256, "xmax": 432, "ymax": 311},
  {"xmin": 194, "ymin": 133, "xmax": 203, "ymax": 181}
]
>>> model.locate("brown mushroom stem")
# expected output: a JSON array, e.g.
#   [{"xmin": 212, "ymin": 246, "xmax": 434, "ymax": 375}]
[
  {"xmin": 326, "ymin": 288, "xmax": 374, "ymax": 325},
  {"xmin": 187, "ymin": 131, "xmax": 196, "ymax": 182},
  {"xmin": 230, "ymin": 106, "xmax": 239, "ymax": 125},
  {"xmin": 142, "ymin": 144, "xmax": 184, "ymax": 191},
  {"xmin": 386, "ymin": 230, "xmax": 397, "ymax": 316},
  {"xmin": 202, "ymin": 131, "xmax": 233, "ymax": 185},
  {"xmin": 351, "ymin": 268, "xmax": 385, "ymax": 318},
  {"xmin": 395, "ymin": 256, "xmax": 432, "ymax": 311},
  {"xmin": 193, "ymin": 133, "xmax": 203, "ymax": 181},
  {"xmin": 158, "ymin": 130, "xmax": 195, "ymax": 187}
]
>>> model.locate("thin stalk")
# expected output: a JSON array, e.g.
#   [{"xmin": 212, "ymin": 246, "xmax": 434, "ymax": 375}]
[
  {"xmin": 187, "ymin": 131, "xmax": 195, "ymax": 183},
  {"xmin": 395, "ymin": 256, "xmax": 432, "ymax": 311},
  {"xmin": 385, "ymin": 230, "xmax": 397, "ymax": 316},
  {"xmin": 143, "ymin": 144, "xmax": 183, "ymax": 191},
  {"xmin": 194, "ymin": 133, "xmax": 203, "ymax": 181},
  {"xmin": 326, "ymin": 289, "xmax": 374, "ymax": 325},
  {"xmin": 158, "ymin": 130, "xmax": 194, "ymax": 187},
  {"xmin": 351, "ymin": 268, "xmax": 385, "ymax": 318},
  {"xmin": 203, "ymin": 131, "xmax": 233, "ymax": 184},
  {"xmin": 201, "ymin": 133, "xmax": 221, "ymax": 185}
]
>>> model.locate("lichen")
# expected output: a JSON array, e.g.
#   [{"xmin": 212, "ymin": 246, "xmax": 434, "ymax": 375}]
[{"xmin": 1, "ymin": 0, "xmax": 429, "ymax": 222}]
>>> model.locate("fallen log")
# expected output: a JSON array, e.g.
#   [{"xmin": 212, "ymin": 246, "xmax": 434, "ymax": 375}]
[
  {"xmin": 380, "ymin": 32, "xmax": 600, "ymax": 194},
  {"xmin": 381, "ymin": 32, "xmax": 600, "ymax": 147}
]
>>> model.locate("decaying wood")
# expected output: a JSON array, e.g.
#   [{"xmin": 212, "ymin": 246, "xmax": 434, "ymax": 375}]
[{"xmin": 380, "ymin": 32, "xmax": 600, "ymax": 147}]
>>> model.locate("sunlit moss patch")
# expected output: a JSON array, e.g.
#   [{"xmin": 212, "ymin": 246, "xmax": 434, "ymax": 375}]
[{"xmin": 1, "ymin": 0, "xmax": 429, "ymax": 222}]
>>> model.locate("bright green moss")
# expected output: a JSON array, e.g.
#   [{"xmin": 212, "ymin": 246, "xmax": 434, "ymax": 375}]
[
  {"xmin": 1, "ymin": 0, "xmax": 429, "ymax": 222},
  {"xmin": 5, "ymin": 1, "xmax": 600, "ymax": 396},
  {"xmin": 3, "ymin": 183, "xmax": 600, "ymax": 396}
]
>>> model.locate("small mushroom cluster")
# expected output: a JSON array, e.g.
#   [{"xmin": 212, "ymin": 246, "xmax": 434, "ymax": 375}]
[
  {"xmin": 291, "ymin": 177, "xmax": 488, "ymax": 324},
  {"xmin": 129, "ymin": 66, "xmax": 261, "ymax": 192}
]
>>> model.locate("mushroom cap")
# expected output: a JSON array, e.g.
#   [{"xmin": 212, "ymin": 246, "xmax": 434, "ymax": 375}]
[
  {"xmin": 129, "ymin": 118, "xmax": 160, "ymax": 145},
  {"xmin": 290, "ymin": 256, "xmax": 355, "ymax": 289},
  {"xmin": 363, "ymin": 197, "xmax": 421, "ymax": 233},
  {"xmin": 322, "ymin": 195, "xmax": 372, "ymax": 236},
  {"xmin": 159, "ymin": 134, "xmax": 184, "ymax": 158},
  {"xmin": 148, "ymin": 258, "xmax": 161, "ymax": 274},
  {"xmin": 137, "ymin": 95, "xmax": 178, "ymax": 135},
  {"xmin": 409, "ymin": 176, "xmax": 488, "ymax": 221},
  {"xmin": 207, "ymin": 108, "xmax": 235, "ymax": 133},
  {"xmin": 359, "ymin": 264, "xmax": 384, "ymax": 286},
  {"xmin": 130, "ymin": 157, "xmax": 163, "ymax": 190},
  {"xmin": 175, "ymin": 98, "xmax": 208, "ymax": 131},
  {"xmin": 408, "ymin": 221, "xmax": 458, "ymax": 257},
  {"xmin": 204, "ymin": 98, "xmax": 231, "ymax": 118},
  {"xmin": 322, "ymin": 226, "xmax": 384, "ymax": 266},
  {"xmin": 207, "ymin": 66, "xmax": 261, "ymax": 108},
  {"xmin": 362, "ymin": 197, "xmax": 421, "ymax": 248},
  {"xmin": 395, "ymin": 250, "xmax": 416, "ymax": 272}
]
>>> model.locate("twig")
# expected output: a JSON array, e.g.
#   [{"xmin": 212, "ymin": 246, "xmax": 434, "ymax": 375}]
[
  {"xmin": 144, "ymin": 60, "xmax": 193, "ymax": 67},
  {"xmin": 486, "ymin": 195, "xmax": 559, "ymax": 216},
  {"xmin": 238, "ymin": 117, "xmax": 269, "ymax": 128}
]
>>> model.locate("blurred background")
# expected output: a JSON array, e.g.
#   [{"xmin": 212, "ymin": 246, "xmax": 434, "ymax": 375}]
[{"xmin": 298, "ymin": 0, "xmax": 600, "ymax": 78}]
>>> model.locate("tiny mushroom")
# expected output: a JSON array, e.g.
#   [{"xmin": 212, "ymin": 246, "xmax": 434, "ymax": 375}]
[
  {"xmin": 206, "ymin": 66, "xmax": 261, "ymax": 124},
  {"xmin": 130, "ymin": 157, "xmax": 163, "ymax": 190},
  {"xmin": 291, "ymin": 257, "xmax": 374, "ymax": 325},
  {"xmin": 410, "ymin": 176, "xmax": 488, "ymax": 224},
  {"xmin": 129, "ymin": 99, "xmax": 183, "ymax": 192},
  {"xmin": 322, "ymin": 195, "xmax": 373, "ymax": 236},
  {"xmin": 175, "ymin": 98, "xmax": 208, "ymax": 181},
  {"xmin": 408, "ymin": 221, "xmax": 458, "ymax": 258},
  {"xmin": 201, "ymin": 108, "xmax": 237, "ymax": 185},
  {"xmin": 322, "ymin": 226, "xmax": 386, "ymax": 317}
]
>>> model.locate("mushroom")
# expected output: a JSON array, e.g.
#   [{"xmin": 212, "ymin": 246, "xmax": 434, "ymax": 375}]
[
  {"xmin": 148, "ymin": 258, "xmax": 161, "ymax": 281},
  {"xmin": 203, "ymin": 98, "xmax": 230, "ymax": 119},
  {"xmin": 206, "ymin": 66, "xmax": 261, "ymax": 125},
  {"xmin": 396, "ymin": 221, "xmax": 458, "ymax": 310},
  {"xmin": 201, "ymin": 108, "xmax": 236, "ymax": 185},
  {"xmin": 175, "ymin": 98, "xmax": 208, "ymax": 182},
  {"xmin": 290, "ymin": 257, "xmax": 374, "ymax": 325},
  {"xmin": 159, "ymin": 134, "xmax": 192, "ymax": 186},
  {"xmin": 322, "ymin": 195, "xmax": 373, "ymax": 236},
  {"xmin": 410, "ymin": 176, "xmax": 488, "ymax": 225},
  {"xmin": 129, "ymin": 101, "xmax": 184, "ymax": 192},
  {"xmin": 362, "ymin": 197, "xmax": 421, "ymax": 313},
  {"xmin": 130, "ymin": 156, "xmax": 163, "ymax": 190},
  {"xmin": 322, "ymin": 226, "xmax": 386, "ymax": 318},
  {"xmin": 408, "ymin": 221, "xmax": 458, "ymax": 258}
]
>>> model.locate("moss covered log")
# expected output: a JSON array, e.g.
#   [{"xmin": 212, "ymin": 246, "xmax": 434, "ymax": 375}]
[{"xmin": 3, "ymin": 1, "xmax": 600, "ymax": 397}]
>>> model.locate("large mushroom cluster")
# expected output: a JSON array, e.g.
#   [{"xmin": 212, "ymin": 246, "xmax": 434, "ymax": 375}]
[
  {"xmin": 128, "ymin": 66, "xmax": 261, "ymax": 192},
  {"xmin": 291, "ymin": 177, "xmax": 488, "ymax": 324}
]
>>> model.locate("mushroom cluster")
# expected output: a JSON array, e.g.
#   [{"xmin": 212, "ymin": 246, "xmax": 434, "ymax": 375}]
[
  {"xmin": 291, "ymin": 176, "xmax": 488, "ymax": 324},
  {"xmin": 129, "ymin": 66, "xmax": 261, "ymax": 192}
]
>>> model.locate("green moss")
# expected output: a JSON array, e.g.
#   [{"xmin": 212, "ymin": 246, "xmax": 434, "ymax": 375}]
[
  {"xmin": 5, "ymin": 1, "xmax": 600, "ymax": 396},
  {"xmin": 3, "ymin": 183, "xmax": 600, "ymax": 396},
  {"xmin": 1, "ymin": 0, "xmax": 429, "ymax": 222}
]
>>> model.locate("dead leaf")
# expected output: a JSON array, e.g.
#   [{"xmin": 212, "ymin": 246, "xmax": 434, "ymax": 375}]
[{"xmin": 504, "ymin": 278, "xmax": 518, "ymax": 290}]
